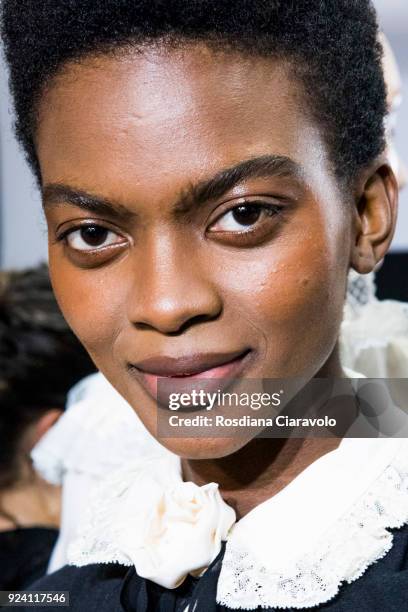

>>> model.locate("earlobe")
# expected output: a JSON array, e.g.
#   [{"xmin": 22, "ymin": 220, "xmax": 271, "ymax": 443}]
[
  {"xmin": 350, "ymin": 164, "xmax": 398, "ymax": 275},
  {"xmin": 24, "ymin": 409, "xmax": 63, "ymax": 452}
]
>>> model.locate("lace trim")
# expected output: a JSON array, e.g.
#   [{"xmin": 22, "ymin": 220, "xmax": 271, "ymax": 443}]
[
  {"xmin": 67, "ymin": 457, "xmax": 175, "ymax": 567},
  {"xmin": 68, "ymin": 453, "xmax": 236, "ymax": 590},
  {"xmin": 68, "ymin": 443, "xmax": 408, "ymax": 610},
  {"xmin": 217, "ymin": 445, "xmax": 408, "ymax": 609}
]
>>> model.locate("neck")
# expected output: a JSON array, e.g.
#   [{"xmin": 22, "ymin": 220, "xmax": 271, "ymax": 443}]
[
  {"xmin": 182, "ymin": 350, "xmax": 345, "ymax": 519},
  {"xmin": 182, "ymin": 438, "xmax": 340, "ymax": 519},
  {"xmin": 0, "ymin": 468, "xmax": 60, "ymax": 531}
]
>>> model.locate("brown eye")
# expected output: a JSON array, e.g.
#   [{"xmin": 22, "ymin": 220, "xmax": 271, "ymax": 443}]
[
  {"xmin": 231, "ymin": 204, "xmax": 262, "ymax": 226},
  {"xmin": 65, "ymin": 225, "xmax": 125, "ymax": 251},
  {"xmin": 209, "ymin": 202, "xmax": 281, "ymax": 234},
  {"xmin": 80, "ymin": 226, "xmax": 109, "ymax": 246}
]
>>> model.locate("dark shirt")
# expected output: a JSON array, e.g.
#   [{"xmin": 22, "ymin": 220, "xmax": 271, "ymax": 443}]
[
  {"xmin": 0, "ymin": 527, "xmax": 58, "ymax": 591},
  {"xmin": 21, "ymin": 525, "xmax": 408, "ymax": 611}
]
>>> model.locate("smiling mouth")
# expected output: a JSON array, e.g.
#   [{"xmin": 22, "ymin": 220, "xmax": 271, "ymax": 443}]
[{"xmin": 128, "ymin": 348, "xmax": 253, "ymax": 400}]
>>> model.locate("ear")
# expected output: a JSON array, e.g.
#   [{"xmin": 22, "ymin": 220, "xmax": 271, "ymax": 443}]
[
  {"xmin": 350, "ymin": 163, "xmax": 398, "ymax": 274},
  {"xmin": 24, "ymin": 409, "xmax": 63, "ymax": 452}
]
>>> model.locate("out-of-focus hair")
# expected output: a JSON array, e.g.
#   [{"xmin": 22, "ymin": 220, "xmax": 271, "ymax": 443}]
[{"xmin": 0, "ymin": 264, "xmax": 95, "ymax": 488}]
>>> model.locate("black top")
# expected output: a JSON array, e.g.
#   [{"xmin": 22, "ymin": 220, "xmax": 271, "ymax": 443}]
[
  {"xmin": 22, "ymin": 525, "xmax": 408, "ymax": 611},
  {"xmin": 0, "ymin": 527, "xmax": 58, "ymax": 591}
]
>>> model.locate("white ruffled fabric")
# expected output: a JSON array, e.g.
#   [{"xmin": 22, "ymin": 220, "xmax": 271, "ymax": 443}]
[
  {"xmin": 340, "ymin": 271, "xmax": 408, "ymax": 411},
  {"xmin": 31, "ymin": 372, "xmax": 167, "ymax": 572},
  {"xmin": 340, "ymin": 271, "xmax": 408, "ymax": 382},
  {"xmin": 68, "ymin": 437, "xmax": 408, "ymax": 610},
  {"xmin": 32, "ymin": 373, "xmax": 166, "ymax": 485},
  {"xmin": 69, "ymin": 454, "xmax": 236, "ymax": 589},
  {"xmin": 341, "ymin": 299, "xmax": 408, "ymax": 376}
]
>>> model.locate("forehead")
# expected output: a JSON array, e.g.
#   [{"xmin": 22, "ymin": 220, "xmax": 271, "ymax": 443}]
[{"xmin": 36, "ymin": 45, "xmax": 334, "ymax": 198}]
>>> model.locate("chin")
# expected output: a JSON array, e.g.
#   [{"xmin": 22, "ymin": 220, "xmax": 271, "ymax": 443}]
[{"xmin": 156, "ymin": 435, "xmax": 253, "ymax": 459}]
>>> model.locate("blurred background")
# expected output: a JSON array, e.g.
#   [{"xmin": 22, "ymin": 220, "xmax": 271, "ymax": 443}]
[{"xmin": 0, "ymin": 0, "xmax": 407, "ymax": 298}]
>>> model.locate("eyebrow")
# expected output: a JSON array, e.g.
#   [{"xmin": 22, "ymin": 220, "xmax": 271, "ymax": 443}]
[
  {"xmin": 42, "ymin": 184, "xmax": 133, "ymax": 219},
  {"xmin": 42, "ymin": 154, "xmax": 303, "ymax": 217},
  {"xmin": 175, "ymin": 155, "xmax": 303, "ymax": 213}
]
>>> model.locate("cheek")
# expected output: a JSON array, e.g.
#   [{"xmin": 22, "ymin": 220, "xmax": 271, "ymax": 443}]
[
  {"xmin": 49, "ymin": 258, "xmax": 128, "ymax": 360},
  {"xmin": 212, "ymin": 219, "xmax": 349, "ymax": 368},
  {"xmin": 221, "ymin": 250, "xmax": 342, "ymax": 324}
]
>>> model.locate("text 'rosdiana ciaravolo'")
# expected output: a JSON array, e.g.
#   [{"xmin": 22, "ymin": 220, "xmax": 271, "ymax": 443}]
[{"xmin": 166, "ymin": 390, "xmax": 337, "ymax": 428}]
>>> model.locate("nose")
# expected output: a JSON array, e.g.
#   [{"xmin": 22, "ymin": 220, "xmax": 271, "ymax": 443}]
[{"xmin": 127, "ymin": 237, "xmax": 222, "ymax": 335}]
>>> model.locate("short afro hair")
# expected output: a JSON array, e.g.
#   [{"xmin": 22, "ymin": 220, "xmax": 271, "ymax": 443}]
[{"xmin": 1, "ymin": 0, "xmax": 387, "ymax": 186}]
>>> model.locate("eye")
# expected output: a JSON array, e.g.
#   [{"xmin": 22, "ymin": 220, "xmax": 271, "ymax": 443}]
[
  {"xmin": 64, "ymin": 225, "xmax": 126, "ymax": 251},
  {"xmin": 209, "ymin": 202, "xmax": 281, "ymax": 233}
]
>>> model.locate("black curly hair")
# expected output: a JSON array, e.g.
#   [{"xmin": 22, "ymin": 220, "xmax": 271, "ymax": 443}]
[
  {"xmin": 0, "ymin": 264, "xmax": 95, "ymax": 488},
  {"xmin": 1, "ymin": 0, "xmax": 386, "ymax": 187}
]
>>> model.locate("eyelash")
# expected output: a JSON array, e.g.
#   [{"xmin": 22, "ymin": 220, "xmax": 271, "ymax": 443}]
[
  {"xmin": 206, "ymin": 199, "xmax": 285, "ymax": 246},
  {"xmin": 55, "ymin": 199, "xmax": 284, "ymax": 256},
  {"xmin": 56, "ymin": 224, "xmax": 105, "ymax": 243},
  {"xmin": 209, "ymin": 200, "xmax": 283, "ymax": 228},
  {"xmin": 55, "ymin": 222, "xmax": 127, "ymax": 252}
]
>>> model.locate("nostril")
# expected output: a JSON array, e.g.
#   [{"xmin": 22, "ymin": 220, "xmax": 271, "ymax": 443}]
[
  {"xmin": 133, "ymin": 321, "xmax": 158, "ymax": 332},
  {"xmin": 183, "ymin": 312, "xmax": 220, "ymax": 328},
  {"xmin": 133, "ymin": 308, "xmax": 222, "ymax": 336}
]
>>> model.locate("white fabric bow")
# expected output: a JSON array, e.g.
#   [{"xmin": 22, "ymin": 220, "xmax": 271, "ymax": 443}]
[{"xmin": 115, "ymin": 476, "xmax": 236, "ymax": 588}]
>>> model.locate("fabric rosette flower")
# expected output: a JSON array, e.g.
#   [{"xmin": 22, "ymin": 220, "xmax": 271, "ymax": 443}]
[{"xmin": 114, "ymin": 462, "xmax": 236, "ymax": 588}]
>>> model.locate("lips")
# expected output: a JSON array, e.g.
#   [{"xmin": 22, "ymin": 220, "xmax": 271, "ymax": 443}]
[
  {"xmin": 134, "ymin": 349, "xmax": 251, "ymax": 377},
  {"xmin": 128, "ymin": 349, "xmax": 252, "ymax": 403}
]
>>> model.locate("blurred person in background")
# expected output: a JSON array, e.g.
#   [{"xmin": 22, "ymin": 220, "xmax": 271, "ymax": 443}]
[
  {"xmin": 0, "ymin": 264, "xmax": 95, "ymax": 589},
  {"xmin": 32, "ymin": 363, "xmax": 167, "ymax": 573}
]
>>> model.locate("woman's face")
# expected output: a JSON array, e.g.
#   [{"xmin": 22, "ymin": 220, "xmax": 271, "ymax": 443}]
[{"xmin": 37, "ymin": 46, "xmax": 356, "ymax": 458}]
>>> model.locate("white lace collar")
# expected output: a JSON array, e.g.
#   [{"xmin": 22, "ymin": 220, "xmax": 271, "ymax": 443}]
[
  {"xmin": 218, "ymin": 437, "xmax": 408, "ymax": 609},
  {"xmin": 68, "ymin": 434, "xmax": 408, "ymax": 609}
]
